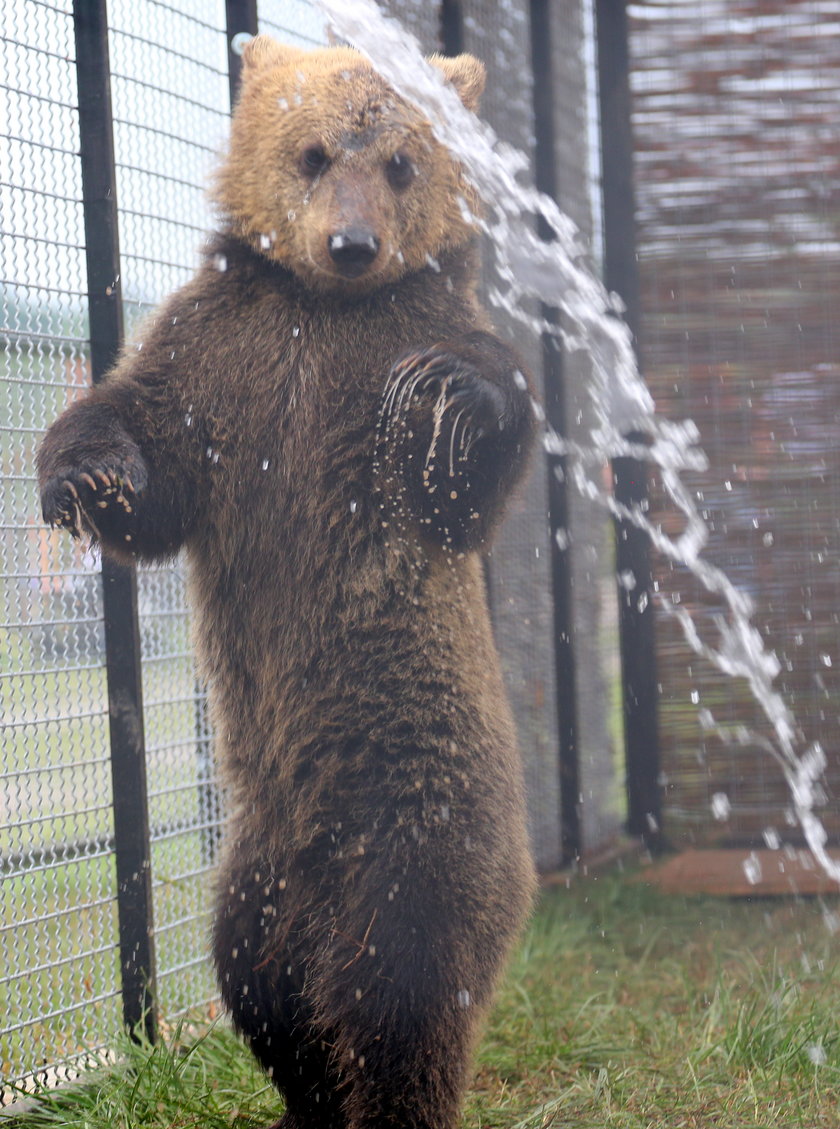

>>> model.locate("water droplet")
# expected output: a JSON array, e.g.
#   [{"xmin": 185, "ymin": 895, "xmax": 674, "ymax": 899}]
[
  {"xmin": 807, "ymin": 1043, "xmax": 827, "ymax": 1066},
  {"xmin": 213, "ymin": 253, "xmax": 227, "ymax": 271},
  {"xmin": 292, "ymin": 325, "xmax": 301, "ymax": 337},
  {"xmin": 262, "ymin": 459, "xmax": 270, "ymax": 470},
  {"xmin": 513, "ymin": 369, "xmax": 527, "ymax": 390},
  {"xmin": 711, "ymin": 793, "xmax": 731, "ymax": 821},
  {"xmin": 742, "ymin": 853, "xmax": 762, "ymax": 885},
  {"xmin": 231, "ymin": 31, "xmax": 252, "ymax": 56},
  {"xmin": 350, "ymin": 499, "xmax": 357, "ymax": 513},
  {"xmin": 456, "ymin": 989, "xmax": 471, "ymax": 1008},
  {"xmin": 762, "ymin": 827, "xmax": 781, "ymax": 850},
  {"xmin": 820, "ymin": 653, "xmax": 832, "ymax": 667}
]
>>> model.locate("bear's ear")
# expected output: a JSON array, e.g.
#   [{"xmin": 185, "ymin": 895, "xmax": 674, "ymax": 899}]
[
  {"xmin": 241, "ymin": 35, "xmax": 302, "ymax": 76},
  {"xmin": 428, "ymin": 53, "xmax": 486, "ymax": 111}
]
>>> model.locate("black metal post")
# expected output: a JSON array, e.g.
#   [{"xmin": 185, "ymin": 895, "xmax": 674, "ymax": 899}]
[
  {"xmin": 529, "ymin": 0, "xmax": 581, "ymax": 862},
  {"xmin": 74, "ymin": 0, "xmax": 157, "ymax": 1041},
  {"xmin": 226, "ymin": 0, "xmax": 259, "ymax": 107},
  {"xmin": 189, "ymin": 0, "xmax": 261, "ymax": 868},
  {"xmin": 440, "ymin": 0, "xmax": 465, "ymax": 54},
  {"xmin": 594, "ymin": 0, "xmax": 662, "ymax": 849}
]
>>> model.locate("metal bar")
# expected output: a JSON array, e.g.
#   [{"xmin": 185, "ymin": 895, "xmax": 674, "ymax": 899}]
[
  {"xmin": 226, "ymin": 0, "xmax": 258, "ymax": 107},
  {"xmin": 594, "ymin": 0, "xmax": 662, "ymax": 849},
  {"xmin": 529, "ymin": 0, "xmax": 581, "ymax": 862},
  {"xmin": 73, "ymin": 0, "xmax": 158, "ymax": 1042},
  {"xmin": 440, "ymin": 0, "xmax": 464, "ymax": 54},
  {"xmin": 188, "ymin": 0, "xmax": 262, "ymax": 870}
]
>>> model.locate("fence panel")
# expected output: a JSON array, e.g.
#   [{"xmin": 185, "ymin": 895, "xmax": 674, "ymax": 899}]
[
  {"xmin": 0, "ymin": 0, "xmax": 122, "ymax": 1094},
  {"xmin": 630, "ymin": 0, "xmax": 840, "ymax": 846}
]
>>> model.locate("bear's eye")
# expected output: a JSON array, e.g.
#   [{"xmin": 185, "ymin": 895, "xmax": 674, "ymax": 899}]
[
  {"xmin": 386, "ymin": 152, "xmax": 415, "ymax": 191},
  {"xmin": 299, "ymin": 144, "xmax": 330, "ymax": 178}
]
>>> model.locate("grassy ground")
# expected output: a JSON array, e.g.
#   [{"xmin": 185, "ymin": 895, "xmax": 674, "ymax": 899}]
[{"xmin": 7, "ymin": 872, "xmax": 839, "ymax": 1129}]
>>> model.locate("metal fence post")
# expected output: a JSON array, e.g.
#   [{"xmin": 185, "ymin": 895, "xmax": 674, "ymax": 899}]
[
  {"xmin": 226, "ymin": 0, "xmax": 259, "ymax": 104},
  {"xmin": 529, "ymin": 0, "xmax": 582, "ymax": 862},
  {"xmin": 594, "ymin": 0, "xmax": 662, "ymax": 849},
  {"xmin": 188, "ymin": 0, "xmax": 261, "ymax": 869},
  {"xmin": 73, "ymin": 0, "xmax": 157, "ymax": 1041}
]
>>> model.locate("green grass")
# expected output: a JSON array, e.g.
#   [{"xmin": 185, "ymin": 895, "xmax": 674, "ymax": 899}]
[{"xmin": 7, "ymin": 874, "xmax": 840, "ymax": 1128}]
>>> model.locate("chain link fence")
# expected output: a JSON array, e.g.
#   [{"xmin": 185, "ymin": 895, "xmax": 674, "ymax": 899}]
[{"xmin": 1, "ymin": 0, "xmax": 123, "ymax": 1093}]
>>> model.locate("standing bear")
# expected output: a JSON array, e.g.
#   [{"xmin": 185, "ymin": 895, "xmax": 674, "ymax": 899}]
[{"xmin": 38, "ymin": 36, "xmax": 537, "ymax": 1129}]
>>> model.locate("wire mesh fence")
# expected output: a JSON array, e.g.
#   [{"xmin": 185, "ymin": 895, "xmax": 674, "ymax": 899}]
[
  {"xmin": 0, "ymin": 0, "xmax": 240, "ymax": 1097},
  {"xmin": 1, "ymin": 0, "xmax": 124, "ymax": 1093}
]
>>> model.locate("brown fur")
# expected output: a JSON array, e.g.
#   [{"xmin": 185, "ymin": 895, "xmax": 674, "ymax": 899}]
[{"xmin": 37, "ymin": 38, "xmax": 537, "ymax": 1129}]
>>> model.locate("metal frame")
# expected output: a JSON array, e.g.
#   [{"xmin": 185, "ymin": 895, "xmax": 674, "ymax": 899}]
[
  {"xmin": 528, "ymin": 0, "xmax": 582, "ymax": 862},
  {"xmin": 594, "ymin": 0, "xmax": 662, "ymax": 849}
]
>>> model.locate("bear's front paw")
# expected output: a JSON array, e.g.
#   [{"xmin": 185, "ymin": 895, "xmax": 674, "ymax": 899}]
[
  {"xmin": 383, "ymin": 346, "xmax": 508, "ymax": 456},
  {"xmin": 41, "ymin": 456, "xmax": 148, "ymax": 542}
]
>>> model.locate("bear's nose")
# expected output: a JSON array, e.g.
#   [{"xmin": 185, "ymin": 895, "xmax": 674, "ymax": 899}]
[{"xmin": 328, "ymin": 228, "xmax": 380, "ymax": 278}]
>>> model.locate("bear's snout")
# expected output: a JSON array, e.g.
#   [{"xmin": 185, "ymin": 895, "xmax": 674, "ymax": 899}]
[{"xmin": 327, "ymin": 227, "xmax": 380, "ymax": 278}]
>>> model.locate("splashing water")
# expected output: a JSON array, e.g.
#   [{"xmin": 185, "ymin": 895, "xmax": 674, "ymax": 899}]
[{"xmin": 315, "ymin": 0, "xmax": 839, "ymax": 883}]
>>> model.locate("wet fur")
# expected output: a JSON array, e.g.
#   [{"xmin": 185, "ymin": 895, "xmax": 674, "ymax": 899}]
[{"xmin": 37, "ymin": 41, "xmax": 537, "ymax": 1129}]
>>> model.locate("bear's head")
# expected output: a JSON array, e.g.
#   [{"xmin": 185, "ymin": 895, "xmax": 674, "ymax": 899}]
[{"xmin": 213, "ymin": 37, "xmax": 485, "ymax": 294}]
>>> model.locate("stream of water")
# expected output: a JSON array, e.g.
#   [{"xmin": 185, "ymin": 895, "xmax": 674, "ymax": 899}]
[{"xmin": 312, "ymin": 0, "xmax": 839, "ymax": 884}]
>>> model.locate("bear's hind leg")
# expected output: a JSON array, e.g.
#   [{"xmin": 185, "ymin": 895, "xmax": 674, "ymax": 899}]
[
  {"xmin": 311, "ymin": 964, "xmax": 478, "ymax": 1129},
  {"xmin": 214, "ymin": 861, "xmax": 346, "ymax": 1128},
  {"xmin": 248, "ymin": 1025, "xmax": 347, "ymax": 1129},
  {"xmin": 335, "ymin": 1009, "xmax": 472, "ymax": 1129}
]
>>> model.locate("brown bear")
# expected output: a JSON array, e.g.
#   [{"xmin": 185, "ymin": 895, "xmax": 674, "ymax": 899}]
[{"xmin": 37, "ymin": 36, "xmax": 537, "ymax": 1129}]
